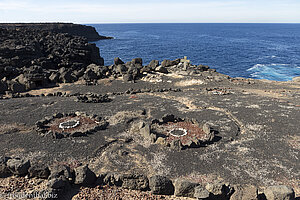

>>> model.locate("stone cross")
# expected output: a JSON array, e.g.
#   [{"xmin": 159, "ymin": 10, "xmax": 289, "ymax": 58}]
[{"xmin": 180, "ymin": 56, "xmax": 190, "ymax": 64}]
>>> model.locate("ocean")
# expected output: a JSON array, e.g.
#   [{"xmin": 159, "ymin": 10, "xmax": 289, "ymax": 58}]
[{"xmin": 90, "ymin": 23, "xmax": 300, "ymax": 81}]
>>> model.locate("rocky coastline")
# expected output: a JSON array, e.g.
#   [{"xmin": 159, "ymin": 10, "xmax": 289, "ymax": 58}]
[
  {"xmin": 0, "ymin": 23, "xmax": 113, "ymax": 41},
  {"xmin": 0, "ymin": 25, "xmax": 299, "ymax": 200}
]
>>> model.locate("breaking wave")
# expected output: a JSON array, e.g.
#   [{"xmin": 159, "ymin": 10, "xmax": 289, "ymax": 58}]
[{"xmin": 247, "ymin": 64, "xmax": 300, "ymax": 81}]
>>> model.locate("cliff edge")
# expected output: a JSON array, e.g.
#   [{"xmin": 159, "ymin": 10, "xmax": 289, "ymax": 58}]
[{"xmin": 0, "ymin": 23, "xmax": 112, "ymax": 41}]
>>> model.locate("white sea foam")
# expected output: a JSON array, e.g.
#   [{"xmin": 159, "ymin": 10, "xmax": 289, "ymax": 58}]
[
  {"xmin": 247, "ymin": 63, "xmax": 300, "ymax": 81},
  {"xmin": 257, "ymin": 55, "xmax": 278, "ymax": 60}
]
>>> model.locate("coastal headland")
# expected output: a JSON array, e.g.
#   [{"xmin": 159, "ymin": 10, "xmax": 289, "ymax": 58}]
[
  {"xmin": 0, "ymin": 23, "xmax": 113, "ymax": 41},
  {"xmin": 0, "ymin": 24, "xmax": 299, "ymax": 200}
]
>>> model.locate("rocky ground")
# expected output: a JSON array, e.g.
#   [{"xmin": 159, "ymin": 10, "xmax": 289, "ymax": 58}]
[
  {"xmin": 0, "ymin": 26, "xmax": 299, "ymax": 199},
  {"xmin": 0, "ymin": 57, "xmax": 299, "ymax": 199}
]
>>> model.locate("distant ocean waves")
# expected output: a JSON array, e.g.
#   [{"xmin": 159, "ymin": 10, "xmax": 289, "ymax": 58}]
[{"xmin": 247, "ymin": 64, "xmax": 300, "ymax": 81}]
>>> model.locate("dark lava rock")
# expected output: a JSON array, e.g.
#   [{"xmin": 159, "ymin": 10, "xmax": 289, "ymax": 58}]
[
  {"xmin": 0, "ymin": 23, "xmax": 111, "ymax": 41},
  {"xmin": 48, "ymin": 164, "xmax": 73, "ymax": 181},
  {"xmin": 230, "ymin": 184, "xmax": 258, "ymax": 200},
  {"xmin": 194, "ymin": 185, "xmax": 210, "ymax": 199},
  {"xmin": 59, "ymin": 70, "xmax": 77, "ymax": 83},
  {"xmin": 197, "ymin": 64, "xmax": 210, "ymax": 72},
  {"xmin": 174, "ymin": 179, "xmax": 199, "ymax": 197},
  {"xmin": 9, "ymin": 81, "xmax": 26, "ymax": 93},
  {"xmin": 74, "ymin": 165, "xmax": 96, "ymax": 186},
  {"xmin": 140, "ymin": 66, "xmax": 152, "ymax": 73},
  {"xmin": 264, "ymin": 185, "xmax": 295, "ymax": 200},
  {"xmin": 47, "ymin": 175, "xmax": 70, "ymax": 189},
  {"xmin": 131, "ymin": 58, "xmax": 143, "ymax": 66},
  {"xmin": 69, "ymin": 131, "xmax": 86, "ymax": 137},
  {"xmin": 148, "ymin": 60, "xmax": 159, "ymax": 70},
  {"xmin": 83, "ymin": 68, "xmax": 98, "ymax": 81},
  {"xmin": 7, "ymin": 158, "xmax": 30, "ymax": 176},
  {"xmin": 0, "ymin": 27, "xmax": 104, "ymax": 91},
  {"xmin": 0, "ymin": 81, "xmax": 8, "ymax": 94},
  {"xmin": 28, "ymin": 163, "xmax": 50, "ymax": 179},
  {"xmin": 161, "ymin": 59, "xmax": 173, "ymax": 68},
  {"xmin": 161, "ymin": 114, "xmax": 177, "ymax": 123},
  {"xmin": 121, "ymin": 174, "xmax": 149, "ymax": 191},
  {"xmin": 76, "ymin": 93, "xmax": 111, "ymax": 103},
  {"xmin": 15, "ymin": 65, "xmax": 49, "ymax": 89},
  {"xmin": 205, "ymin": 182, "xmax": 233, "ymax": 200},
  {"xmin": 103, "ymin": 172, "xmax": 123, "ymax": 186},
  {"xmin": 114, "ymin": 57, "xmax": 124, "ymax": 65},
  {"xmin": 0, "ymin": 156, "xmax": 11, "ymax": 177},
  {"xmin": 155, "ymin": 66, "xmax": 168, "ymax": 73},
  {"xmin": 116, "ymin": 64, "xmax": 128, "ymax": 74},
  {"xmin": 161, "ymin": 60, "xmax": 171, "ymax": 68},
  {"xmin": 49, "ymin": 72, "xmax": 60, "ymax": 83},
  {"xmin": 149, "ymin": 175, "xmax": 174, "ymax": 195}
]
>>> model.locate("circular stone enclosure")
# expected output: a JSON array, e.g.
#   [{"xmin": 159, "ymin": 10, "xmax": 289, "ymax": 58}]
[
  {"xmin": 35, "ymin": 112, "xmax": 108, "ymax": 139},
  {"xmin": 151, "ymin": 115, "xmax": 215, "ymax": 149}
]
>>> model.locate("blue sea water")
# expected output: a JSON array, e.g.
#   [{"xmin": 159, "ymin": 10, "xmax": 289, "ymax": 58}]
[{"xmin": 90, "ymin": 23, "xmax": 300, "ymax": 81}]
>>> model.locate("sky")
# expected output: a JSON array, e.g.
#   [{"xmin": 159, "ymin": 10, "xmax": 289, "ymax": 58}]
[{"xmin": 0, "ymin": 0, "xmax": 300, "ymax": 23}]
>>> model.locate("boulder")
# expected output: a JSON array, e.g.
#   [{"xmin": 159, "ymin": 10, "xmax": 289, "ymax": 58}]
[
  {"xmin": 103, "ymin": 172, "xmax": 123, "ymax": 186},
  {"xmin": 83, "ymin": 68, "xmax": 98, "ymax": 80},
  {"xmin": 48, "ymin": 164, "xmax": 73, "ymax": 181},
  {"xmin": 74, "ymin": 165, "xmax": 97, "ymax": 186},
  {"xmin": 49, "ymin": 72, "xmax": 60, "ymax": 83},
  {"xmin": 155, "ymin": 66, "xmax": 168, "ymax": 73},
  {"xmin": 171, "ymin": 59, "xmax": 181, "ymax": 66},
  {"xmin": 264, "ymin": 185, "xmax": 295, "ymax": 200},
  {"xmin": 59, "ymin": 71, "xmax": 77, "ymax": 83},
  {"xmin": 123, "ymin": 74, "xmax": 133, "ymax": 82},
  {"xmin": 148, "ymin": 60, "xmax": 159, "ymax": 70},
  {"xmin": 194, "ymin": 185, "xmax": 210, "ymax": 199},
  {"xmin": 73, "ymin": 68, "xmax": 85, "ymax": 78},
  {"xmin": 0, "ymin": 81, "xmax": 8, "ymax": 94},
  {"xmin": 116, "ymin": 64, "xmax": 128, "ymax": 74},
  {"xmin": 114, "ymin": 57, "xmax": 124, "ymax": 65},
  {"xmin": 121, "ymin": 174, "xmax": 149, "ymax": 191},
  {"xmin": 174, "ymin": 179, "xmax": 199, "ymax": 197},
  {"xmin": 149, "ymin": 175, "xmax": 174, "ymax": 195},
  {"xmin": 205, "ymin": 181, "xmax": 232, "ymax": 199},
  {"xmin": 7, "ymin": 158, "xmax": 30, "ymax": 175},
  {"xmin": 156, "ymin": 137, "xmax": 167, "ymax": 146},
  {"xmin": 0, "ymin": 157, "xmax": 11, "ymax": 177},
  {"xmin": 28, "ymin": 163, "xmax": 50, "ymax": 179},
  {"xmin": 161, "ymin": 60, "xmax": 172, "ymax": 68},
  {"xmin": 230, "ymin": 184, "xmax": 258, "ymax": 200},
  {"xmin": 131, "ymin": 58, "xmax": 143, "ymax": 66},
  {"xmin": 197, "ymin": 65, "xmax": 210, "ymax": 72},
  {"xmin": 140, "ymin": 66, "xmax": 152, "ymax": 73},
  {"xmin": 127, "ymin": 65, "xmax": 140, "ymax": 76},
  {"xmin": 140, "ymin": 124, "xmax": 151, "ymax": 138},
  {"xmin": 47, "ymin": 175, "xmax": 69, "ymax": 189},
  {"xmin": 10, "ymin": 81, "xmax": 26, "ymax": 93}
]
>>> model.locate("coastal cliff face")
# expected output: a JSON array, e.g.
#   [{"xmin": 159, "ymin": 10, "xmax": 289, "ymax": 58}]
[{"xmin": 0, "ymin": 23, "xmax": 112, "ymax": 41}]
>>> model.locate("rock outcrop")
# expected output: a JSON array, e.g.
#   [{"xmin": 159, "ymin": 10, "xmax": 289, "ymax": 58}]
[
  {"xmin": 0, "ymin": 27, "xmax": 104, "ymax": 93},
  {"xmin": 0, "ymin": 23, "xmax": 112, "ymax": 41}
]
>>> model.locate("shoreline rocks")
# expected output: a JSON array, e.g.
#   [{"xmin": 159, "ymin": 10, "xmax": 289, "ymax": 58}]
[{"xmin": 0, "ymin": 26, "xmax": 217, "ymax": 95}]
